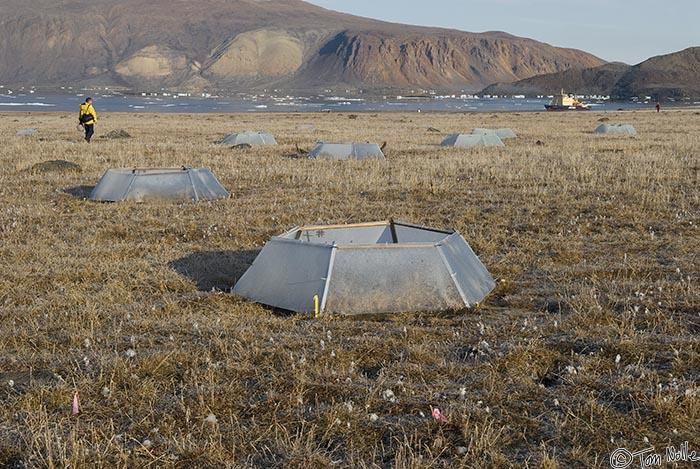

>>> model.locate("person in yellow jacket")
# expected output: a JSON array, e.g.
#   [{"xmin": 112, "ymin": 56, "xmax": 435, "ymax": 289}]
[{"xmin": 78, "ymin": 97, "xmax": 97, "ymax": 143}]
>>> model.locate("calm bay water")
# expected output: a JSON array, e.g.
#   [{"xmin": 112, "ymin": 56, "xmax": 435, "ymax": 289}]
[{"xmin": 0, "ymin": 92, "xmax": 685, "ymax": 113}]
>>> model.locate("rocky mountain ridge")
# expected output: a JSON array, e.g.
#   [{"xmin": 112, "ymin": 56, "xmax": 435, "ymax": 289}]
[{"xmin": 0, "ymin": 0, "xmax": 604, "ymax": 92}]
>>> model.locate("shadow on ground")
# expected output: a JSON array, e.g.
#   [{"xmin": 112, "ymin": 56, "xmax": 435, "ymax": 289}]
[
  {"xmin": 169, "ymin": 250, "xmax": 260, "ymax": 292},
  {"xmin": 63, "ymin": 185, "xmax": 94, "ymax": 199}
]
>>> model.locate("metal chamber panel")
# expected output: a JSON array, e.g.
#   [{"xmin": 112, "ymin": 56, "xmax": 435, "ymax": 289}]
[
  {"xmin": 187, "ymin": 168, "xmax": 231, "ymax": 201},
  {"xmin": 283, "ymin": 221, "xmax": 448, "ymax": 245},
  {"xmin": 232, "ymin": 238, "xmax": 333, "ymax": 313},
  {"xmin": 89, "ymin": 168, "xmax": 229, "ymax": 202},
  {"xmin": 308, "ymin": 142, "xmax": 385, "ymax": 159},
  {"xmin": 89, "ymin": 170, "xmax": 136, "ymax": 201},
  {"xmin": 393, "ymin": 223, "xmax": 450, "ymax": 243},
  {"xmin": 326, "ymin": 246, "xmax": 462, "ymax": 314},
  {"xmin": 352, "ymin": 144, "xmax": 385, "ymax": 159},
  {"xmin": 290, "ymin": 224, "xmax": 393, "ymax": 246},
  {"xmin": 127, "ymin": 171, "xmax": 195, "ymax": 202},
  {"xmin": 438, "ymin": 233, "xmax": 496, "ymax": 306}
]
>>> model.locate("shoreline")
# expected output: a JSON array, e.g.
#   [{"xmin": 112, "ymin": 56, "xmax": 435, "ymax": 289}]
[
  {"xmin": 2, "ymin": 93, "xmax": 692, "ymax": 114},
  {"xmin": 2, "ymin": 107, "xmax": 696, "ymax": 118}
]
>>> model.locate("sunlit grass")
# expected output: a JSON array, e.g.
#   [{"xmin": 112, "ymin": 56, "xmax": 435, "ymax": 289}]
[{"xmin": 0, "ymin": 108, "xmax": 698, "ymax": 467}]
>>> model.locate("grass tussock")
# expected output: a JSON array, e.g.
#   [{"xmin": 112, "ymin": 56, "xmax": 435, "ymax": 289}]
[{"xmin": 0, "ymin": 108, "xmax": 699, "ymax": 467}]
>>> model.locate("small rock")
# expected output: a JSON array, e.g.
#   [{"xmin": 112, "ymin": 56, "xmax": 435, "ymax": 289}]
[
  {"xmin": 0, "ymin": 370, "xmax": 57, "ymax": 391},
  {"xmin": 382, "ymin": 389, "xmax": 396, "ymax": 402}
]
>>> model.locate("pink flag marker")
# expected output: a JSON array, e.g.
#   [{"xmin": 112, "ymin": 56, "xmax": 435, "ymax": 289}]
[
  {"xmin": 432, "ymin": 407, "xmax": 448, "ymax": 423},
  {"xmin": 72, "ymin": 391, "xmax": 80, "ymax": 414}
]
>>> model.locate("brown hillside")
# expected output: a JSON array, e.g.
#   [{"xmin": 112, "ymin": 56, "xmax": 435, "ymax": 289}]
[
  {"xmin": 480, "ymin": 63, "xmax": 630, "ymax": 96},
  {"xmin": 481, "ymin": 47, "xmax": 700, "ymax": 99},
  {"xmin": 612, "ymin": 47, "xmax": 700, "ymax": 99},
  {"xmin": 0, "ymin": 0, "xmax": 604, "ymax": 92},
  {"xmin": 292, "ymin": 32, "xmax": 603, "ymax": 90}
]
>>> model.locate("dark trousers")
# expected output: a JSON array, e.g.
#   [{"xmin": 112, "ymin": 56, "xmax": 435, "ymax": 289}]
[{"xmin": 84, "ymin": 123, "xmax": 94, "ymax": 143}]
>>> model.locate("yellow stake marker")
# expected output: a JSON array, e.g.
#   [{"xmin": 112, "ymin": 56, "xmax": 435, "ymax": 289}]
[{"xmin": 314, "ymin": 295, "xmax": 319, "ymax": 318}]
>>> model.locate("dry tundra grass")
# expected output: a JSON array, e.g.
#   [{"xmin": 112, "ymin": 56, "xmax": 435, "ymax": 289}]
[{"xmin": 0, "ymin": 108, "xmax": 698, "ymax": 468}]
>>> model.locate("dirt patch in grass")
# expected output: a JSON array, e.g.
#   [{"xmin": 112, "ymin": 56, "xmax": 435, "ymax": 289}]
[
  {"xmin": 27, "ymin": 159, "xmax": 82, "ymax": 173},
  {"xmin": 102, "ymin": 129, "xmax": 132, "ymax": 139}
]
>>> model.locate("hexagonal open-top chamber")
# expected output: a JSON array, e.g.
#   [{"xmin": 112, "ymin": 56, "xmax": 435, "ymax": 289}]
[
  {"xmin": 221, "ymin": 131, "xmax": 277, "ymax": 145},
  {"xmin": 89, "ymin": 167, "xmax": 230, "ymax": 202},
  {"xmin": 441, "ymin": 133, "xmax": 505, "ymax": 148},
  {"xmin": 232, "ymin": 220, "xmax": 495, "ymax": 315},
  {"xmin": 308, "ymin": 142, "xmax": 385, "ymax": 159},
  {"xmin": 594, "ymin": 124, "xmax": 637, "ymax": 136}
]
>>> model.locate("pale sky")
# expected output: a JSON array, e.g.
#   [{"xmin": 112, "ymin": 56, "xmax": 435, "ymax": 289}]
[{"xmin": 307, "ymin": 0, "xmax": 699, "ymax": 64}]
